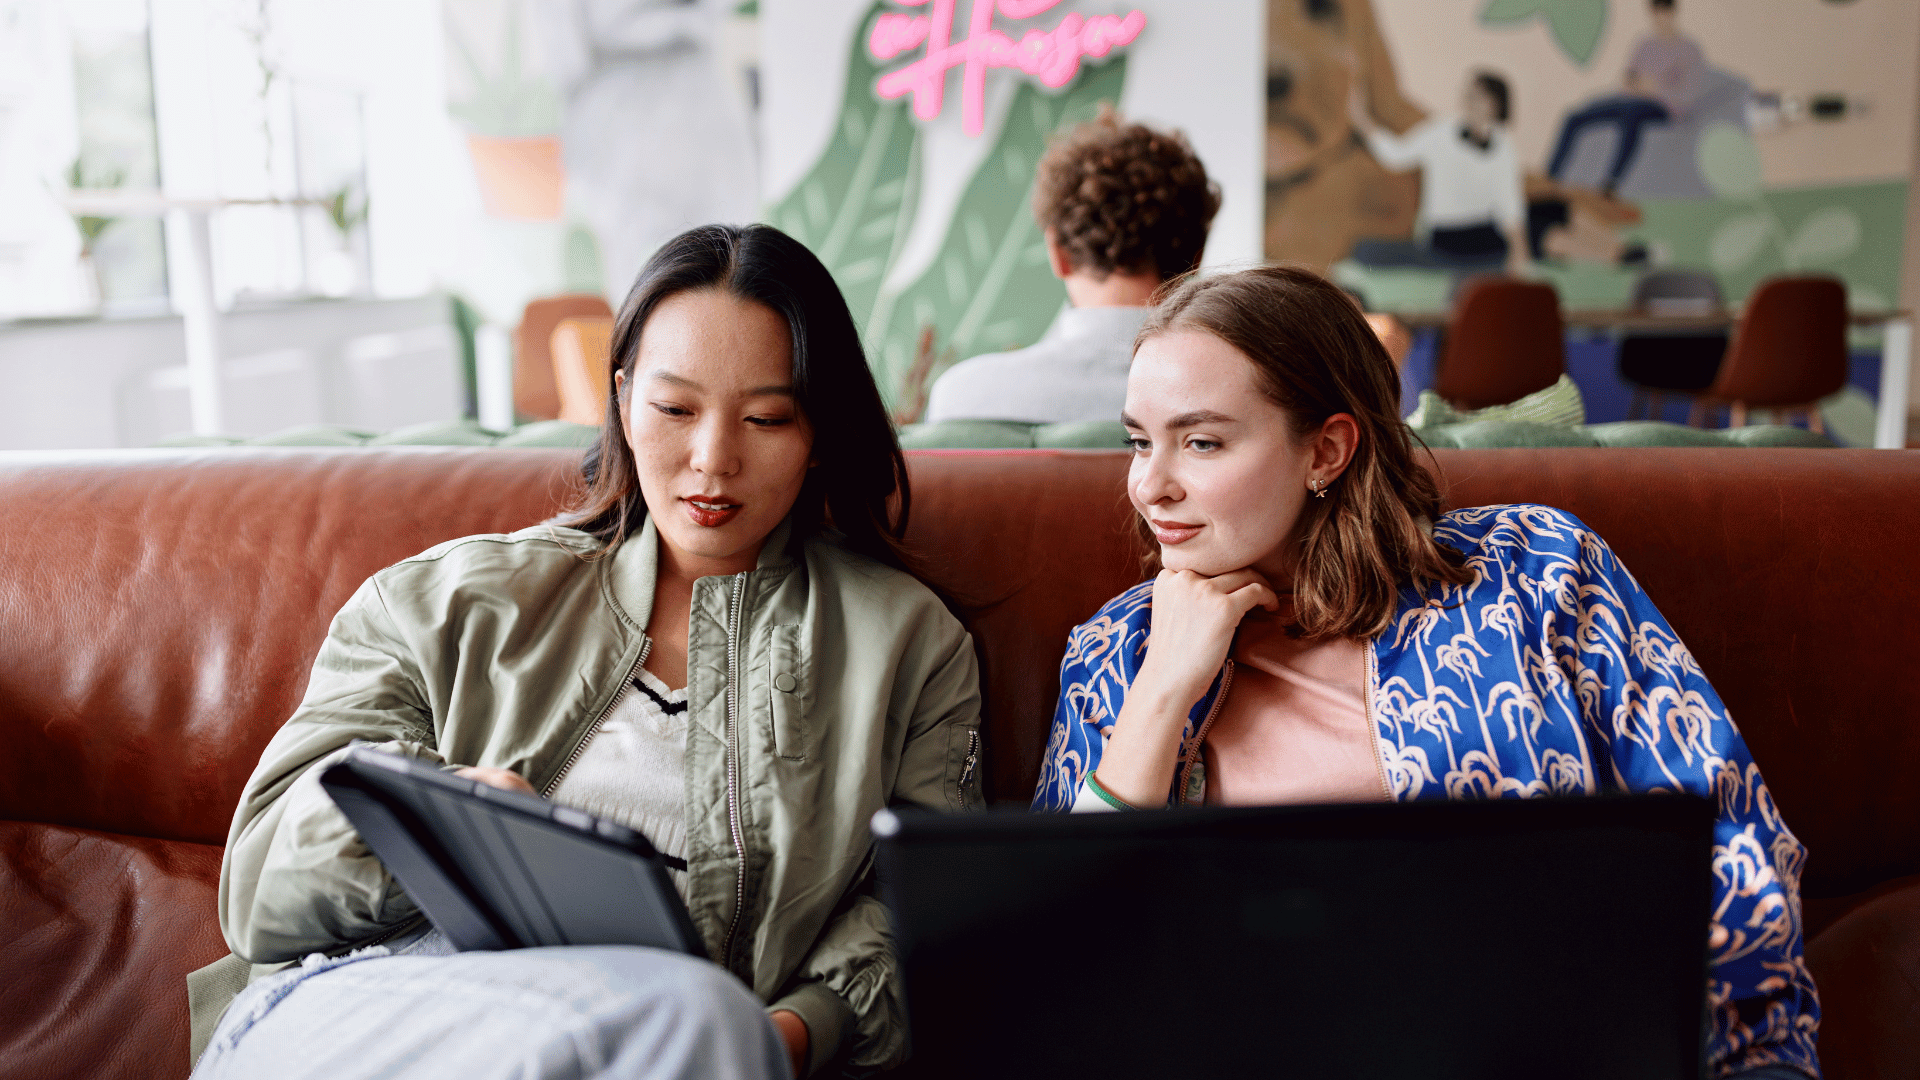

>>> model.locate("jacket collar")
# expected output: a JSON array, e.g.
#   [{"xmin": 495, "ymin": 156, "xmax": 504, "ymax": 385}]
[{"xmin": 607, "ymin": 513, "xmax": 797, "ymax": 631}]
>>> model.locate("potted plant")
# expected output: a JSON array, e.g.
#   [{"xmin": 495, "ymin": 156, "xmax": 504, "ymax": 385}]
[
  {"xmin": 446, "ymin": 4, "xmax": 564, "ymax": 220},
  {"xmin": 314, "ymin": 181, "xmax": 369, "ymax": 296},
  {"xmin": 65, "ymin": 159, "xmax": 124, "ymax": 310}
]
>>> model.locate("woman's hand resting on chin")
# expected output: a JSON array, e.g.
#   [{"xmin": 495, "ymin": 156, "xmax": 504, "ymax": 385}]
[
  {"xmin": 1091, "ymin": 567, "xmax": 1280, "ymax": 807},
  {"xmin": 1138, "ymin": 567, "xmax": 1281, "ymax": 705}
]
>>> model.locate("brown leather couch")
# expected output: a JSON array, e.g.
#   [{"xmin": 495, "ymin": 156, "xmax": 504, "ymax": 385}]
[{"xmin": 3, "ymin": 447, "xmax": 1915, "ymax": 1080}]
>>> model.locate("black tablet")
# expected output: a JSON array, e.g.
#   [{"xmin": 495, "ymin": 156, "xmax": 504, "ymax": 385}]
[{"xmin": 321, "ymin": 744, "xmax": 705, "ymax": 958}]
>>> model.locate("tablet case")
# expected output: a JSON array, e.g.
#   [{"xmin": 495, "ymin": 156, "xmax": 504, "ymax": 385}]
[{"xmin": 321, "ymin": 745, "xmax": 705, "ymax": 957}]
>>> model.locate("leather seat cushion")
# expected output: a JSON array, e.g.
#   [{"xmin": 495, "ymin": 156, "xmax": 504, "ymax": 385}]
[{"xmin": 0, "ymin": 822, "xmax": 228, "ymax": 1080}]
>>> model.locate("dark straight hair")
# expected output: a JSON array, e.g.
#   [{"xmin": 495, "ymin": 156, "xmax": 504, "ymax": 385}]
[{"xmin": 555, "ymin": 223, "xmax": 911, "ymax": 569}]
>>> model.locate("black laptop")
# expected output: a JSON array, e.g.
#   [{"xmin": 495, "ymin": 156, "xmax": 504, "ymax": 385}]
[
  {"xmin": 874, "ymin": 796, "xmax": 1715, "ymax": 1080},
  {"xmin": 321, "ymin": 745, "xmax": 704, "ymax": 957}
]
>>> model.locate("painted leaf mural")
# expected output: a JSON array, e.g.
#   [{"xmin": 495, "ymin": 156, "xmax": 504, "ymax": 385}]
[
  {"xmin": 1783, "ymin": 207, "xmax": 1862, "ymax": 269},
  {"xmin": 868, "ymin": 56, "xmax": 1129, "ymax": 407},
  {"xmin": 764, "ymin": 1, "xmax": 920, "ymax": 336},
  {"xmin": 1709, "ymin": 213, "xmax": 1769, "ymax": 274},
  {"xmin": 1478, "ymin": 0, "xmax": 1607, "ymax": 66}
]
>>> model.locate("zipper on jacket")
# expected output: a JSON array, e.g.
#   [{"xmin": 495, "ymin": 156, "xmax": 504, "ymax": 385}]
[
  {"xmin": 958, "ymin": 728, "xmax": 980, "ymax": 809},
  {"xmin": 540, "ymin": 638, "xmax": 652, "ymax": 799},
  {"xmin": 1175, "ymin": 660, "xmax": 1234, "ymax": 805},
  {"xmin": 719, "ymin": 572, "xmax": 750, "ymax": 970},
  {"xmin": 321, "ymin": 909, "xmax": 426, "ymax": 962}
]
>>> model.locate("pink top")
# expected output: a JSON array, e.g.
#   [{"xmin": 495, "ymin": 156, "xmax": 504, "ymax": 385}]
[{"xmin": 1201, "ymin": 613, "xmax": 1386, "ymax": 807}]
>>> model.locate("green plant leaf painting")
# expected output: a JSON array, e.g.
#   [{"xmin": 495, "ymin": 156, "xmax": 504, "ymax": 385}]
[
  {"xmin": 867, "ymin": 56, "xmax": 1128, "ymax": 406},
  {"xmin": 764, "ymin": 2, "xmax": 921, "ymax": 342},
  {"xmin": 1783, "ymin": 207, "xmax": 1861, "ymax": 269},
  {"xmin": 446, "ymin": 2, "xmax": 561, "ymax": 138},
  {"xmin": 1708, "ymin": 213, "xmax": 1770, "ymax": 274},
  {"xmin": 1478, "ymin": 0, "xmax": 1607, "ymax": 66}
]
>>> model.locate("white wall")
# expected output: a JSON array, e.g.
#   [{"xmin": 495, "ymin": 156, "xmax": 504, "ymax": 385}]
[
  {"xmin": 148, "ymin": 0, "xmax": 467, "ymax": 304},
  {"xmin": 0, "ymin": 296, "xmax": 461, "ymax": 450}
]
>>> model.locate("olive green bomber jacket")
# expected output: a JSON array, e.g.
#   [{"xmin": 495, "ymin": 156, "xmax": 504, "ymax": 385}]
[{"xmin": 192, "ymin": 515, "xmax": 983, "ymax": 1075}]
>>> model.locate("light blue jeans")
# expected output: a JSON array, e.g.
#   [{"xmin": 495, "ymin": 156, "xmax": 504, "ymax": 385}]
[{"xmin": 192, "ymin": 929, "xmax": 791, "ymax": 1080}]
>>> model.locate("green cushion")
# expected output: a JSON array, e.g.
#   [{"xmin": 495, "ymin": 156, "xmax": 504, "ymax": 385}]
[
  {"xmin": 1033, "ymin": 420, "xmax": 1130, "ymax": 449},
  {"xmin": 366, "ymin": 418, "xmax": 498, "ymax": 446},
  {"xmin": 242, "ymin": 424, "xmax": 378, "ymax": 446},
  {"xmin": 1719, "ymin": 424, "xmax": 1839, "ymax": 448},
  {"xmin": 494, "ymin": 420, "xmax": 602, "ymax": 448},
  {"xmin": 1586, "ymin": 422, "xmax": 1836, "ymax": 448},
  {"xmin": 1419, "ymin": 421, "xmax": 1601, "ymax": 449},
  {"xmin": 1405, "ymin": 373, "xmax": 1586, "ymax": 429},
  {"xmin": 1407, "ymin": 426, "xmax": 1462, "ymax": 449},
  {"xmin": 1586, "ymin": 421, "xmax": 1741, "ymax": 447},
  {"xmin": 897, "ymin": 420, "xmax": 1036, "ymax": 449}
]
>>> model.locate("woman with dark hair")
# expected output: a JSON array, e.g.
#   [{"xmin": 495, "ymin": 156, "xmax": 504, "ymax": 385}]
[
  {"xmin": 1032, "ymin": 266, "xmax": 1820, "ymax": 1080},
  {"xmin": 191, "ymin": 224, "xmax": 982, "ymax": 1080}
]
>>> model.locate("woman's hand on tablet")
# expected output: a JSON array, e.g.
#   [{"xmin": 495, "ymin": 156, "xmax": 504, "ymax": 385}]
[
  {"xmin": 454, "ymin": 766, "xmax": 536, "ymax": 796},
  {"xmin": 1091, "ymin": 567, "xmax": 1278, "ymax": 807},
  {"xmin": 770, "ymin": 1009, "xmax": 809, "ymax": 1077}
]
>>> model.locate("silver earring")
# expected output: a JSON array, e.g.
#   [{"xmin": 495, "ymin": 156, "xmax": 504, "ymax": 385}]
[{"xmin": 1310, "ymin": 478, "xmax": 1329, "ymax": 498}]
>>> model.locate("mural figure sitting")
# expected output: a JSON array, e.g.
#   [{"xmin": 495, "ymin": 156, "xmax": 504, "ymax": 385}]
[
  {"xmin": 1545, "ymin": 0, "xmax": 1706, "ymax": 198},
  {"xmin": 923, "ymin": 110, "xmax": 1220, "ymax": 425}
]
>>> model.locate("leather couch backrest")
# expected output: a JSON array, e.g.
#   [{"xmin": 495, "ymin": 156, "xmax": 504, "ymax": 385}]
[
  {"xmin": 0, "ymin": 450, "xmax": 583, "ymax": 847},
  {"xmin": 3, "ymin": 447, "xmax": 1915, "ymax": 898}
]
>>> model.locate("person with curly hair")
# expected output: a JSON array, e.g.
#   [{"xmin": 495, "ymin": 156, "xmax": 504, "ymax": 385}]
[{"xmin": 924, "ymin": 109, "xmax": 1220, "ymax": 425}]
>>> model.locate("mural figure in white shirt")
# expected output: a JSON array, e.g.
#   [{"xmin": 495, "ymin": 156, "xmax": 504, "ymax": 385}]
[{"xmin": 1349, "ymin": 70, "xmax": 1529, "ymax": 282}]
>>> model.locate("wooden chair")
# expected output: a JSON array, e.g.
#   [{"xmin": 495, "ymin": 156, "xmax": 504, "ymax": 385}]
[
  {"xmin": 1433, "ymin": 277, "xmax": 1566, "ymax": 410},
  {"xmin": 551, "ymin": 317, "xmax": 616, "ymax": 427},
  {"xmin": 1617, "ymin": 269, "xmax": 1728, "ymax": 421},
  {"xmin": 514, "ymin": 295, "xmax": 613, "ymax": 421},
  {"xmin": 1689, "ymin": 276, "xmax": 1848, "ymax": 431}
]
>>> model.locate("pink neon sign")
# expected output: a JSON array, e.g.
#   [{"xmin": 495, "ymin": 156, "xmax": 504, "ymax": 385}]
[{"xmin": 869, "ymin": 0, "xmax": 1148, "ymax": 137}]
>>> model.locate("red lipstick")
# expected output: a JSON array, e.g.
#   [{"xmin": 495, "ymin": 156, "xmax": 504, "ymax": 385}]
[{"xmin": 683, "ymin": 495, "xmax": 742, "ymax": 528}]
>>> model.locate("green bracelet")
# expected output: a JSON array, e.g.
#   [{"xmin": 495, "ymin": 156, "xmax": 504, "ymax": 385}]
[{"xmin": 1085, "ymin": 771, "xmax": 1138, "ymax": 811}]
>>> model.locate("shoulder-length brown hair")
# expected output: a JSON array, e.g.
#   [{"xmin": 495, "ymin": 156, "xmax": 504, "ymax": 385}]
[
  {"xmin": 1135, "ymin": 264, "xmax": 1471, "ymax": 638},
  {"xmin": 553, "ymin": 223, "xmax": 910, "ymax": 569}
]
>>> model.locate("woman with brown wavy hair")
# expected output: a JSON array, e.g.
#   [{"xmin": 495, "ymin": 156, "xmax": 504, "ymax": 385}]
[{"xmin": 1031, "ymin": 265, "xmax": 1819, "ymax": 1080}]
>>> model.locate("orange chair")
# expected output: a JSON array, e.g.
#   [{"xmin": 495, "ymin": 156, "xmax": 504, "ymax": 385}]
[
  {"xmin": 1433, "ymin": 277, "xmax": 1566, "ymax": 410},
  {"xmin": 551, "ymin": 317, "xmax": 616, "ymax": 427},
  {"xmin": 1690, "ymin": 276, "xmax": 1848, "ymax": 431},
  {"xmin": 514, "ymin": 294, "xmax": 613, "ymax": 421}
]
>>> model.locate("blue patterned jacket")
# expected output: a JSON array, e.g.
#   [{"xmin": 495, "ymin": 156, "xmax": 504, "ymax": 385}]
[{"xmin": 1033, "ymin": 504, "xmax": 1819, "ymax": 1078}]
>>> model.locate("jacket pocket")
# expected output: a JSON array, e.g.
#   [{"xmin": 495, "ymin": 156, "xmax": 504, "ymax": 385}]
[{"xmin": 766, "ymin": 623, "xmax": 810, "ymax": 760}]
